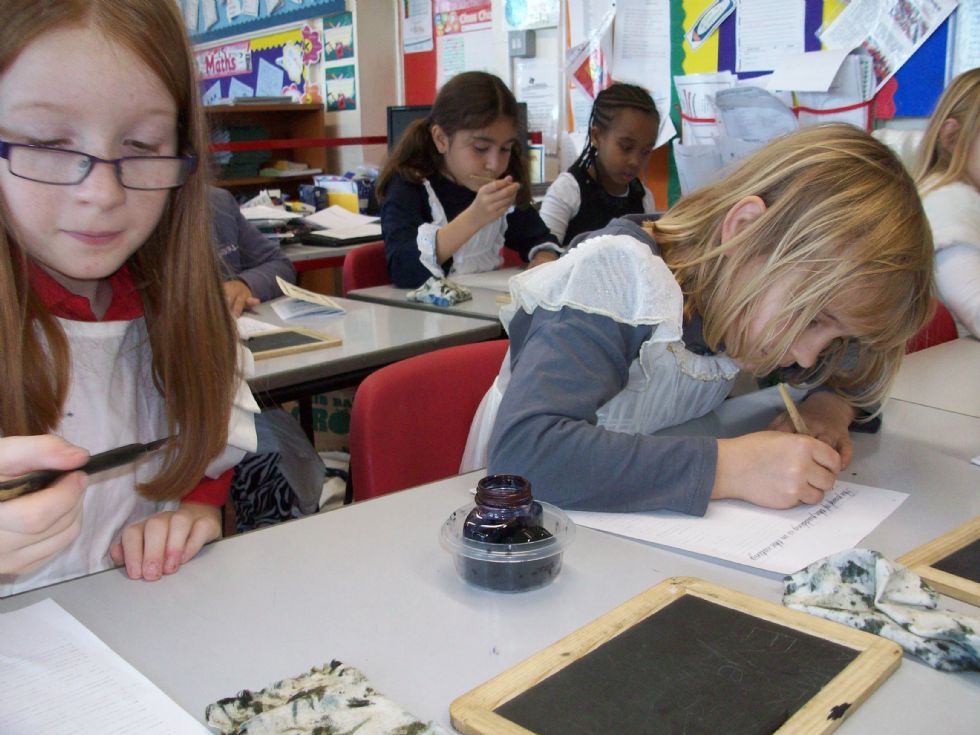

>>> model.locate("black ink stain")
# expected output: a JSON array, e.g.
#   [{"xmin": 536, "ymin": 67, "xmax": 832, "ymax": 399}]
[{"xmin": 827, "ymin": 702, "xmax": 851, "ymax": 720}]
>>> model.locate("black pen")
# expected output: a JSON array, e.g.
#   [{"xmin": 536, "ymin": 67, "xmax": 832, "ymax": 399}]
[{"xmin": 0, "ymin": 437, "xmax": 171, "ymax": 502}]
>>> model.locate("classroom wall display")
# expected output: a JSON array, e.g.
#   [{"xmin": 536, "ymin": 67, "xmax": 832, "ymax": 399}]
[
  {"xmin": 196, "ymin": 22, "xmax": 325, "ymax": 104},
  {"xmin": 324, "ymin": 65, "xmax": 357, "ymax": 111},
  {"xmin": 504, "ymin": 0, "xmax": 560, "ymax": 31},
  {"xmin": 323, "ymin": 11, "xmax": 355, "ymax": 61},
  {"xmin": 435, "ymin": 0, "xmax": 496, "ymax": 87},
  {"xmin": 180, "ymin": 0, "xmax": 343, "ymax": 46}
]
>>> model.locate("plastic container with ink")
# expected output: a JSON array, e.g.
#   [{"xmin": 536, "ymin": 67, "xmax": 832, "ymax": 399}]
[{"xmin": 440, "ymin": 474, "xmax": 574, "ymax": 592}]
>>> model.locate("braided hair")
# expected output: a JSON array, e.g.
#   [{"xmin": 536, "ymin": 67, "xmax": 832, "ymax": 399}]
[{"xmin": 573, "ymin": 82, "xmax": 659, "ymax": 171}]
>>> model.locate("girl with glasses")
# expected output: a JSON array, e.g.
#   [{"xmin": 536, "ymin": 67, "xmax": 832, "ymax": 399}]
[{"xmin": 0, "ymin": 0, "xmax": 258, "ymax": 595}]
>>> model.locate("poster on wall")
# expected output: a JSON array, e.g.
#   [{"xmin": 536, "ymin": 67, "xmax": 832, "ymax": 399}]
[
  {"xmin": 405, "ymin": 0, "xmax": 434, "ymax": 53},
  {"xmin": 181, "ymin": 0, "xmax": 342, "ymax": 44},
  {"xmin": 435, "ymin": 0, "xmax": 494, "ymax": 87},
  {"xmin": 324, "ymin": 64, "xmax": 357, "ymax": 111},
  {"xmin": 323, "ymin": 11, "xmax": 355, "ymax": 60},
  {"xmin": 195, "ymin": 22, "xmax": 324, "ymax": 104},
  {"xmin": 505, "ymin": 0, "xmax": 560, "ymax": 30}
]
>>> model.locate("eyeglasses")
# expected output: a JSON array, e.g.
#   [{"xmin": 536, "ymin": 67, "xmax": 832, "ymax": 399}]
[{"xmin": 0, "ymin": 140, "xmax": 197, "ymax": 190}]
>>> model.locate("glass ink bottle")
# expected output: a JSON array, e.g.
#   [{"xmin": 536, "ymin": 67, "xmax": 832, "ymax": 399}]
[{"xmin": 463, "ymin": 474, "xmax": 553, "ymax": 544}]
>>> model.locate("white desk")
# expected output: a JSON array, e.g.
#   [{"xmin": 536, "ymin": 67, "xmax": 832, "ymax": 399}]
[
  {"xmin": 889, "ymin": 337, "xmax": 980, "ymax": 418},
  {"xmin": 345, "ymin": 269, "xmax": 523, "ymax": 322},
  {"xmin": 247, "ymin": 297, "xmax": 502, "ymax": 398},
  {"xmin": 1, "ymin": 394, "xmax": 976, "ymax": 733}
]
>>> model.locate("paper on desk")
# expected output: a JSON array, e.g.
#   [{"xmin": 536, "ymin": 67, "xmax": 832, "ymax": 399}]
[
  {"xmin": 568, "ymin": 481, "xmax": 908, "ymax": 574},
  {"xmin": 451, "ymin": 268, "xmax": 522, "ymax": 293},
  {"xmin": 0, "ymin": 599, "xmax": 207, "ymax": 734},
  {"xmin": 240, "ymin": 204, "xmax": 297, "ymax": 221},
  {"xmin": 303, "ymin": 204, "xmax": 378, "ymax": 230},
  {"xmin": 270, "ymin": 276, "xmax": 345, "ymax": 320},
  {"xmin": 237, "ymin": 315, "xmax": 282, "ymax": 338}
]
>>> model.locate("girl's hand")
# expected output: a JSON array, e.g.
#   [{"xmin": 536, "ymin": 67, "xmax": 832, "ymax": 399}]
[
  {"xmin": 0, "ymin": 436, "xmax": 89, "ymax": 575},
  {"xmin": 768, "ymin": 391, "xmax": 856, "ymax": 469},
  {"xmin": 222, "ymin": 279, "xmax": 259, "ymax": 317},
  {"xmin": 528, "ymin": 250, "xmax": 559, "ymax": 269},
  {"xmin": 712, "ymin": 431, "xmax": 843, "ymax": 509},
  {"xmin": 110, "ymin": 502, "xmax": 221, "ymax": 581},
  {"xmin": 469, "ymin": 177, "xmax": 520, "ymax": 227}
]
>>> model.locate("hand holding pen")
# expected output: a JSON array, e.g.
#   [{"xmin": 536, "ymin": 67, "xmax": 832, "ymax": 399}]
[{"xmin": 0, "ymin": 435, "xmax": 89, "ymax": 575}]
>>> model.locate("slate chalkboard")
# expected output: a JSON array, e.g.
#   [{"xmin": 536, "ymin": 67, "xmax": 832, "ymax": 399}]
[
  {"xmin": 244, "ymin": 328, "xmax": 341, "ymax": 360},
  {"xmin": 451, "ymin": 578, "xmax": 901, "ymax": 735},
  {"xmin": 898, "ymin": 516, "xmax": 980, "ymax": 606}
]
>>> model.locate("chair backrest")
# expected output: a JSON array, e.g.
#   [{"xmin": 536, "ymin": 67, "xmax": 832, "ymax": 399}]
[
  {"xmin": 349, "ymin": 339, "xmax": 509, "ymax": 501},
  {"xmin": 501, "ymin": 248, "xmax": 524, "ymax": 268},
  {"xmin": 907, "ymin": 299, "xmax": 957, "ymax": 353},
  {"xmin": 342, "ymin": 240, "xmax": 389, "ymax": 295}
]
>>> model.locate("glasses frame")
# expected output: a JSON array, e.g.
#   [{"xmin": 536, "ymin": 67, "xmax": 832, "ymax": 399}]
[{"xmin": 0, "ymin": 140, "xmax": 198, "ymax": 190}]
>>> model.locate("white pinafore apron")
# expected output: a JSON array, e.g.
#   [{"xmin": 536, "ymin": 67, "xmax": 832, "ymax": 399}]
[
  {"xmin": 461, "ymin": 235, "xmax": 739, "ymax": 472},
  {"xmin": 0, "ymin": 318, "xmax": 257, "ymax": 597},
  {"xmin": 416, "ymin": 179, "xmax": 507, "ymax": 278}
]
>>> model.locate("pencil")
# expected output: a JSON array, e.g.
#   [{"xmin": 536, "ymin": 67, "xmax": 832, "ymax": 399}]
[
  {"xmin": 777, "ymin": 384, "xmax": 811, "ymax": 436},
  {"xmin": 469, "ymin": 174, "xmax": 499, "ymax": 182}
]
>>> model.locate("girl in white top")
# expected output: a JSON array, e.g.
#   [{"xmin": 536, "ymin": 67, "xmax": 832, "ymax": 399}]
[
  {"xmin": 0, "ymin": 0, "xmax": 257, "ymax": 595},
  {"xmin": 914, "ymin": 68, "xmax": 980, "ymax": 338},
  {"xmin": 464, "ymin": 125, "xmax": 933, "ymax": 514}
]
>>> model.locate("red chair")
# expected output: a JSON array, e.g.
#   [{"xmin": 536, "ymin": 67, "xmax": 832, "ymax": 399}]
[
  {"xmin": 349, "ymin": 339, "xmax": 509, "ymax": 501},
  {"xmin": 342, "ymin": 240, "xmax": 389, "ymax": 295},
  {"xmin": 907, "ymin": 299, "xmax": 957, "ymax": 353},
  {"xmin": 501, "ymin": 247, "xmax": 524, "ymax": 268}
]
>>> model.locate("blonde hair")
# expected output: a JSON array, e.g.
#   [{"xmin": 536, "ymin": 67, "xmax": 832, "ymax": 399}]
[
  {"xmin": 915, "ymin": 68, "xmax": 980, "ymax": 194},
  {"xmin": 0, "ymin": 0, "xmax": 238, "ymax": 501},
  {"xmin": 653, "ymin": 124, "xmax": 933, "ymax": 410}
]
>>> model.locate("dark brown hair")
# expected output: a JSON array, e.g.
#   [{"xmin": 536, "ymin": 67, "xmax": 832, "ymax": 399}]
[{"xmin": 376, "ymin": 71, "xmax": 532, "ymax": 207}]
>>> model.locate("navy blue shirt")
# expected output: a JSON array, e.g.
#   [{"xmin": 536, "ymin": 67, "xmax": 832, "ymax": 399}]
[{"xmin": 380, "ymin": 173, "xmax": 560, "ymax": 288}]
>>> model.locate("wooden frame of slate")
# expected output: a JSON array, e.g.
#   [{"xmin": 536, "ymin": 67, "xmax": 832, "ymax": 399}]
[
  {"xmin": 450, "ymin": 577, "xmax": 902, "ymax": 735},
  {"xmin": 897, "ymin": 516, "xmax": 980, "ymax": 607},
  {"xmin": 245, "ymin": 327, "xmax": 341, "ymax": 360}
]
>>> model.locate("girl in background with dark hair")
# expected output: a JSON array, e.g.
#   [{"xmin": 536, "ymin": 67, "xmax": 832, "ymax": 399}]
[
  {"xmin": 540, "ymin": 82, "xmax": 660, "ymax": 246},
  {"xmin": 377, "ymin": 71, "xmax": 560, "ymax": 288}
]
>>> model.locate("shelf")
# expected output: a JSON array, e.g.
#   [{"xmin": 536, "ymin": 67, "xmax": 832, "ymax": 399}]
[
  {"xmin": 216, "ymin": 173, "xmax": 319, "ymax": 187},
  {"xmin": 205, "ymin": 102, "xmax": 324, "ymax": 114}
]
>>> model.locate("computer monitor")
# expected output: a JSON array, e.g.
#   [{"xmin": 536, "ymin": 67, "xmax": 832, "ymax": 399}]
[{"xmin": 386, "ymin": 102, "xmax": 529, "ymax": 154}]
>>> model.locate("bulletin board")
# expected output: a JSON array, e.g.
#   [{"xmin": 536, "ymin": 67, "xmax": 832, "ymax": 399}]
[
  {"xmin": 179, "ymin": 0, "xmax": 343, "ymax": 45},
  {"xmin": 196, "ymin": 22, "xmax": 325, "ymax": 104}
]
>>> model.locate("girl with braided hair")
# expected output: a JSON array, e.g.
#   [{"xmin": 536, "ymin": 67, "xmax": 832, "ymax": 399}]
[{"xmin": 540, "ymin": 82, "xmax": 660, "ymax": 246}]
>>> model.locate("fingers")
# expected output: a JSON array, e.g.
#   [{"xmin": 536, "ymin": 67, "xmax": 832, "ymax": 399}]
[
  {"xmin": 0, "ymin": 473, "xmax": 86, "ymax": 574},
  {"xmin": 0, "ymin": 435, "xmax": 89, "ymax": 478},
  {"xmin": 114, "ymin": 505, "xmax": 222, "ymax": 582}
]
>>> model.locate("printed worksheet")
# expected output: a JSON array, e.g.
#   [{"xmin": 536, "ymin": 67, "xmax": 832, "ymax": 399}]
[
  {"xmin": 0, "ymin": 599, "xmax": 207, "ymax": 734},
  {"xmin": 568, "ymin": 481, "xmax": 908, "ymax": 574}
]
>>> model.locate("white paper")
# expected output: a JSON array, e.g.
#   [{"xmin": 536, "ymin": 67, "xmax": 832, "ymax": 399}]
[
  {"xmin": 672, "ymin": 139, "xmax": 724, "ymax": 194},
  {"xmin": 818, "ymin": 0, "xmax": 959, "ymax": 93},
  {"xmin": 201, "ymin": 0, "xmax": 219, "ymax": 29},
  {"xmin": 568, "ymin": 481, "xmax": 908, "ymax": 574},
  {"xmin": 736, "ymin": 0, "xmax": 806, "ymax": 73},
  {"xmin": 240, "ymin": 204, "xmax": 297, "ymax": 221},
  {"xmin": 256, "ymin": 57, "xmax": 284, "ymax": 98},
  {"xmin": 451, "ymin": 267, "xmax": 523, "ymax": 292},
  {"xmin": 225, "ymin": 0, "xmax": 243, "ymax": 21},
  {"xmin": 303, "ymin": 204, "xmax": 379, "ymax": 230},
  {"xmin": 404, "ymin": 0, "xmax": 434, "ymax": 53},
  {"xmin": 237, "ymin": 315, "xmax": 282, "ymax": 338},
  {"xmin": 767, "ymin": 48, "xmax": 851, "ymax": 92},
  {"xmin": 794, "ymin": 53, "xmax": 875, "ymax": 130},
  {"xmin": 242, "ymin": 0, "xmax": 259, "ymax": 17},
  {"xmin": 271, "ymin": 277, "xmax": 345, "ymax": 320},
  {"xmin": 673, "ymin": 71, "xmax": 736, "ymax": 144},
  {"xmin": 228, "ymin": 76, "xmax": 254, "ymax": 99},
  {"xmin": 568, "ymin": 0, "xmax": 616, "ymax": 47},
  {"xmin": 0, "ymin": 599, "xmax": 207, "ymax": 734},
  {"xmin": 952, "ymin": 0, "xmax": 980, "ymax": 77},
  {"xmin": 182, "ymin": 0, "xmax": 199, "ymax": 31},
  {"xmin": 202, "ymin": 79, "xmax": 222, "ymax": 106},
  {"xmin": 514, "ymin": 56, "xmax": 560, "ymax": 154}
]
